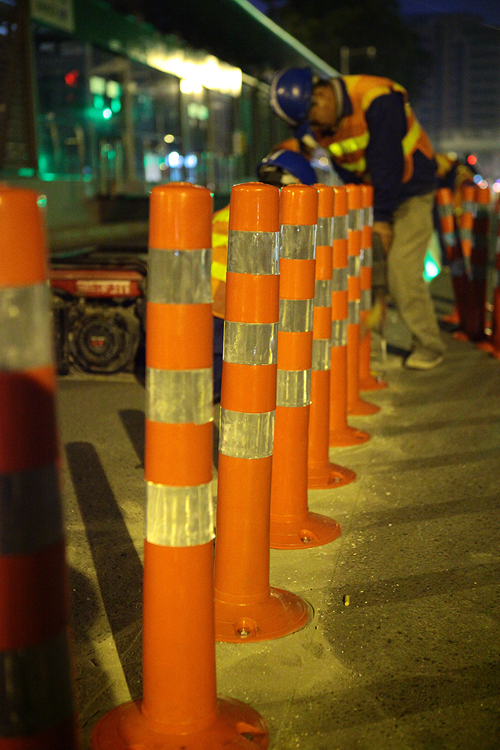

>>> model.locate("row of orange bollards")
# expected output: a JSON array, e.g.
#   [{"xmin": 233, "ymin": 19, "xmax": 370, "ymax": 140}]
[
  {"xmin": 0, "ymin": 179, "xmax": 381, "ymax": 749},
  {"xmin": 437, "ymin": 184, "xmax": 500, "ymax": 357}
]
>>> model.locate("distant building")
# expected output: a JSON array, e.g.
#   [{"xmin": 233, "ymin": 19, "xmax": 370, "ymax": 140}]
[{"xmin": 410, "ymin": 13, "xmax": 500, "ymax": 180}]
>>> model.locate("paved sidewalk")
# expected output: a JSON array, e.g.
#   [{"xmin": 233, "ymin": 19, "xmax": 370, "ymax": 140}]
[{"xmin": 58, "ymin": 273, "xmax": 500, "ymax": 749}]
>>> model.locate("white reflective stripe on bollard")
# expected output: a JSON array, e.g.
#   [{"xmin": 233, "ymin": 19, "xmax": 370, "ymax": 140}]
[
  {"xmin": 0, "ymin": 464, "xmax": 62, "ymax": 555},
  {"xmin": 0, "ymin": 283, "xmax": 53, "ymax": 371},
  {"xmin": 219, "ymin": 409, "xmax": 275, "ymax": 459},
  {"xmin": 146, "ymin": 368, "xmax": 213, "ymax": 425},
  {"xmin": 276, "ymin": 369, "xmax": 311, "ymax": 408},
  {"xmin": 145, "ymin": 482, "xmax": 214, "ymax": 546},
  {"xmin": 148, "ymin": 247, "xmax": 212, "ymax": 304},
  {"xmin": 223, "ymin": 321, "xmax": 278, "ymax": 365}
]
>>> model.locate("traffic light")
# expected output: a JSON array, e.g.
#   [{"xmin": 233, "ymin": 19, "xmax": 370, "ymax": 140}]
[{"xmin": 467, "ymin": 154, "xmax": 477, "ymax": 166}]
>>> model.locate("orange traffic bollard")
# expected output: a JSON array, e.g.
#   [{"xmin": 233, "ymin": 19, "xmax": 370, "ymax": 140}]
[
  {"xmin": 92, "ymin": 183, "xmax": 269, "ymax": 748},
  {"xmin": 269, "ymin": 183, "xmax": 342, "ymax": 549},
  {"xmin": 477, "ymin": 209, "xmax": 500, "ymax": 358},
  {"xmin": 467, "ymin": 185, "xmax": 491, "ymax": 342},
  {"xmin": 489, "ymin": 227, "xmax": 500, "ymax": 359},
  {"xmin": 345, "ymin": 184, "xmax": 379, "ymax": 416},
  {"xmin": 437, "ymin": 188, "xmax": 468, "ymax": 331},
  {"xmin": 459, "ymin": 184, "xmax": 476, "ymax": 260},
  {"xmin": 329, "ymin": 185, "xmax": 370, "ymax": 446},
  {"xmin": 214, "ymin": 182, "xmax": 310, "ymax": 641},
  {"xmin": 307, "ymin": 184, "xmax": 356, "ymax": 488},
  {"xmin": 0, "ymin": 186, "xmax": 80, "ymax": 749},
  {"xmin": 359, "ymin": 184, "xmax": 388, "ymax": 391}
]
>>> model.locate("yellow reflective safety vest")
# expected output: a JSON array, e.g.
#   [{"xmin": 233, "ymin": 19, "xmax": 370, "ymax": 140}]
[
  {"xmin": 315, "ymin": 75, "xmax": 434, "ymax": 184},
  {"xmin": 211, "ymin": 204, "xmax": 229, "ymax": 319}
]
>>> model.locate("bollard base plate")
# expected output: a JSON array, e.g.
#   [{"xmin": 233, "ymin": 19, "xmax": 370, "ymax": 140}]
[
  {"xmin": 359, "ymin": 373, "xmax": 388, "ymax": 391},
  {"xmin": 270, "ymin": 511, "xmax": 341, "ymax": 550},
  {"xmin": 329, "ymin": 425, "xmax": 370, "ymax": 447},
  {"xmin": 308, "ymin": 461, "xmax": 356, "ymax": 489},
  {"xmin": 91, "ymin": 697, "xmax": 269, "ymax": 749},
  {"xmin": 348, "ymin": 397, "xmax": 380, "ymax": 416},
  {"xmin": 214, "ymin": 587, "xmax": 311, "ymax": 643}
]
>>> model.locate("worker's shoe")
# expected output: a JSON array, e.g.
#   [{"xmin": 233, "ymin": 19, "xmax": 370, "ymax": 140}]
[{"xmin": 405, "ymin": 347, "xmax": 443, "ymax": 370}]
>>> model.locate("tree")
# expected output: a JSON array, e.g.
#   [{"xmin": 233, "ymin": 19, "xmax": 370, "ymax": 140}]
[{"xmin": 279, "ymin": 0, "xmax": 432, "ymax": 101}]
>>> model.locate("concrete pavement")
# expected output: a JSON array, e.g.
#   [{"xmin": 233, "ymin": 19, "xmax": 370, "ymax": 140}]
[{"xmin": 58, "ymin": 271, "xmax": 500, "ymax": 749}]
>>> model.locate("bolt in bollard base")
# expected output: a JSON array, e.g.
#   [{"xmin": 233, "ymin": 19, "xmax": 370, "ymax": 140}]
[
  {"xmin": 359, "ymin": 372, "xmax": 388, "ymax": 391},
  {"xmin": 91, "ymin": 698, "xmax": 269, "ymax": 749},
  {"xmin": 270, "ymin": 511, "xmax": 341, "ymax": 550},
  {"xmin": 329, "ymin": 425, "xmax": 370, "ymax": 447},
  {"xmin": 214, "ymin": 588, "xmax": 311, "ymax": 643},
  {"xmin": 308, "ymin": 461, "xmax": 356, "ymax": 489},
  {"xmin": 348, "ymin": 396, "xmax": 380, "ymax": 416}
]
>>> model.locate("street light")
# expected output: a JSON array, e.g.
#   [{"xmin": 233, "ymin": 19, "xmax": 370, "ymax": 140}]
[{"xmin": 340, "ymin": 45, "xmax": 377, "ymax": 75}]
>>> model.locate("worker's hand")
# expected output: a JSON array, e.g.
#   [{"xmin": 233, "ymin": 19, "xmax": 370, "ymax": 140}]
[{"xmin": 372, "ymin": 221, "xmax": 393, "ymax": 254}]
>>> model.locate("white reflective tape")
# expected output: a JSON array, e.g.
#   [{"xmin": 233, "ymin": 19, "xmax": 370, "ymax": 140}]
[
  {"xmin": 333, "ymin": 215, "xmax": 348, "ymax": 240},
  {"xmin": 227, "ymin": 230, "xmax": 279, "ymax": 275},
  {"xmin": 279, "ymin": 298, "xmax": 314, "ymax": 332},
  {"xmin": 349, "ymin": 208, "xmax": 362, "ymax": 231},
  {"xmin": 360, "ymin": 247, "xmax": 373, "ymax": 267},
  {"xmin": 219, "ymin": 409, "xmax": 275, "ymax": 459},
  {"xmin": 462, "ymin": 202, "xmax": 475, "ymax": 214},
  {"xmin": 460, "ymin": 228, "xmax": 473, "ymax": 241},
  {"xmin": 0, "ymin": 283, "xmax": 53, "ymax": 372},
  {"xmin": 0, "ymin": 464, "xmax": 62, "ymax": 555},
  {"xmin": 364, "ymin": 206, "xmax": 374, "ymax": 226},
  {"xmin": 223, "ymin": 321, "xmax": 277, "ymax": 365},
  {"xmin": 332, "ymin": 268, "xmax": 348, "ymax": 292},
  {"xmin": 360, "ymin": 289, "xmax": 372, "ymax": 312},
  {"xmin": 317, "ymin": 217, "xmax": 334, "ymax": 246},
  {"xmin": 314, "ymin": 279, "xmax": 332, "ymax": 308},
  {"xmin": 280, "ymin": 224, "xmax": 316, "ymax": 260},
  {"xmin": 148, "ymin": 247, "xmax": 212, "ymax": 304},
  {"xmin": 146, "ymin": 368, "xmax": 213, "ymax": 425},
  {"xmin": 495, "ymin": 269, "xmax": 500, "ymax": 288},
  {"xmin": 438, "ymin": 203, "xmax": 454, "ymax": 218},
  {"xmin": 348, "ymin": 300, "xmax": 360, "ymax": 324},
  {"xmin": 348, "ymin": 256, "xmax": 361, "ymax": 277},
  {"xmin": 0, "ymin": 631, "xmax": 74, "ymax": 738},
  {"xmin": 312, "ymin": 339, "xmax": 331, "ymax": 371},
  {"xmin": 276, "ymin": 369, "xmax": 311, "ymax": 407},
  {"xmin": 443, "ymin": 232, "xmax": 455, "ymax": 247},
  {"xmin": 331, "ymin": 319, "xmax": 347, "ymax": 347},
  {"xmin": 145, "ymin": 481, "xmax": 214, "ymax": 546}
]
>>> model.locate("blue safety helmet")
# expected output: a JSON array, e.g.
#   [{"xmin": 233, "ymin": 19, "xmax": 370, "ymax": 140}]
[
  {"xmin": 257, "ymin": 149, "xmax": 316, "ymax": 186},
  {"xmin": 270, "ymin": 67, "xmax": 314, "ymax": 127}
]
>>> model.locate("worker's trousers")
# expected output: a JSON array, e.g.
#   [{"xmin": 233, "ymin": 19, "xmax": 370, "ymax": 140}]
[{"xmin": 388, "ymin": 190, "xmax": 445, "ymax": 354}]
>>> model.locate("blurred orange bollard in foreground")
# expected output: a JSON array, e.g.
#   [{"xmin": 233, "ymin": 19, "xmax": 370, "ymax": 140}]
[
  {"xmin": 91, "ymin": 183, "xmax": 269, "ymax": 748},
  {"xmin": 307, "ymin": 184, "xmax": 356, "ymax": 489},
  {"xmin": 359, "ymin": 184, "xmax": 387, "ymax": 391},
  {"xmin": 329, "ymin": 185, "xmax": 370, "ymax": 446},
  {"xmin": 459, "ymin": 184, "xmax": 476, "ymax": 260},
  {"xmin": 345, "ymin": 184, "xmax": 379, "ymax": 416},
  {"xmin": 270, "ymin": 184, "xmax": 341, "ymax": 549},
  {"xmin": 436, "ymin": 188, "xmax": 469, "ymax": 331},
  {"xmin": 0, "ymin": 186, "xmax": 80, "ymax": 749},
  {"xmin": 214, "ymin": 182, "xmax": 310, "ymax": 641}
]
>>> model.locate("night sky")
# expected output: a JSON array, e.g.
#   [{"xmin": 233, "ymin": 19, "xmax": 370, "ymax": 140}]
[{"xmin": 249, "ymin": 0, "xmax": 500, "ymax": 26}]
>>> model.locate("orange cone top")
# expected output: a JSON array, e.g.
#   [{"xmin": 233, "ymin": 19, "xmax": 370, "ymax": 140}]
[
  {"xmin": 229, "ymin": 182, "xmax": 280, "ymax": 232},
  {"xmin": 149, "ymin": 183, "xmax": 213, "ymax": 249}
]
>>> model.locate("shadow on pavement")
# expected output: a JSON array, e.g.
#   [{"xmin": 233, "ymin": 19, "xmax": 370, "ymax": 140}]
[
  {"xmin": 119, "ymin": 409, "xmax": 145, "ymax": 467},
  {"xmin": 65, "ymin": 441, "xmax": 143, "ymax": 699}
]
